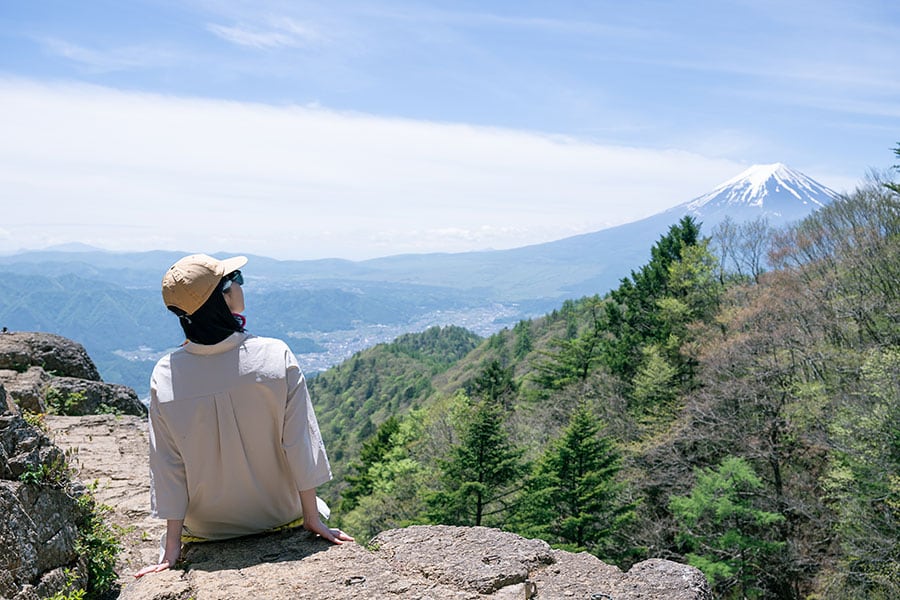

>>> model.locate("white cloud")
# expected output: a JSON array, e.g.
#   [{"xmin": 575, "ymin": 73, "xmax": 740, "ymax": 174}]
[
  {"xmin": 0, "ymin": 79, "xmax": 752, "ymax": 260},
  {"xmin": 206, "ymin": 17, "xmax": 324, "ymax": 49},
  {"xmin": 37, "ymin": 38, "xmax": 179, "ymax": 73}
]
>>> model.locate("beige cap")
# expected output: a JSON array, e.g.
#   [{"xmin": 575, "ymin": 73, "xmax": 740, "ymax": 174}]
[{"xmin": 161, "ymin": 254, "xmax": 248, "ymax": 315}]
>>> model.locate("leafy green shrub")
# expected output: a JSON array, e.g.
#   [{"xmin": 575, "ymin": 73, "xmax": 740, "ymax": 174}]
[
  {"xmin": 75, "ymin": 490, "xmax": 122, "ymax": 598},
  {"xmin": 44, "ymin": 387, "xmax": 88, "ymax": 415}
]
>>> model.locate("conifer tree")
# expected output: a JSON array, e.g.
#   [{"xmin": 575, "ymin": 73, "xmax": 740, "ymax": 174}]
[
  {"xmin": 340, "ymin": 416, "xmax": 401, "ymax": 512},
  {"xmin": 514, "ymin": 404, "xmax": 634, "ymax": 558},
  {"xmin": 426, "ymin": 397, "xmax": 525, "ymax": 527},
  {"xmin": 601, "ymin": 216, "xmax": 702, "ymax": 382},
  {"xmin": 669, "ymin": 456, "xmax": 786, "ymax": 599},
  {"xmin": 469, "ymin": 359, "xmax": 517, "ymax": 408},
  {"xmin": 532, "ymin": 297, "xmax": 605, "ymax": 392}
]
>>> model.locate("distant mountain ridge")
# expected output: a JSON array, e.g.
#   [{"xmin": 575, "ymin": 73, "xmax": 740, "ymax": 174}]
[{"xmin": 0, "ymin": 163, "xmax": 839, "ymax": 394}]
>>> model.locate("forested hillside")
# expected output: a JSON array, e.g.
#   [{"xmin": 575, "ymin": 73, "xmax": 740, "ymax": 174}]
[
  {"xmin": 313, "ymin": 151, "xmax": 900, "ymax": 600},
  {"xmin": 308, "ymin": 325, "xmax": 482, "ymax": 472}
]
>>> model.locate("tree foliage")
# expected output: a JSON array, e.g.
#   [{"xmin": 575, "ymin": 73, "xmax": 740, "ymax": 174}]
[
  {"xmin": 427, "ymin": 397, "xmax": 526, "ymax": 527},
  {"xmin": 513, "ymin": 403, "xmax": 634, "ymax": 559},
  {"xmin": 670, "ymin": 456, "xmax": 786, "ymax": 599}
]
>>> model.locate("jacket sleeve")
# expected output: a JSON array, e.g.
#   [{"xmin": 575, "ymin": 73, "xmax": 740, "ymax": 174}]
[
  {"xmin": 282, "ymin": 348, "xmax": 333, "ymax": 491},
  {"xmin": 148, "ymin": 373, "xmax": 189, "ymax": 520}
]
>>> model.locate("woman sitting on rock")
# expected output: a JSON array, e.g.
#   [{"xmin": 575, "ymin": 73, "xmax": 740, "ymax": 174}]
[{"xmin": 136, "ymin": 253, "xmax": 352, "ymax": 578}]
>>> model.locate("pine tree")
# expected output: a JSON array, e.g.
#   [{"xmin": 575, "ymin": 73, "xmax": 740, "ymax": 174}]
[
  {"xmin": 669, "ymin": 456, "xmax": 786, "ymax": 599},
  {"xmin": 469, "ymin": 359, "xmax": 517, "ymax": 408},
  {"xmin": 427, "ymin": 398, "xmax": 525, "ymax": 526},
  {"xmin": 514, "ymin": 404, "xmax": 634, "ymax": 558},
  {"xmin": 340, "ymin": 416, "xmax": 401, "ymax": 512}
]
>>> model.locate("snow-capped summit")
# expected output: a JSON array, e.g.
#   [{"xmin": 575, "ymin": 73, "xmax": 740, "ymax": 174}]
[{"xmin": 680, "ymin": 163, "xmax": 841, "ymax": 224}]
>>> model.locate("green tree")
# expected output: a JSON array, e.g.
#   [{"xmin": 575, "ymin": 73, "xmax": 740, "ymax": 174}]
[
  {"xmin": 338, "ymin": 412, "xmax": 430, "ymax": 542},
  {"xmin": 469, "ymin": 359, "xmax": 517, "ymax": 408},
  {"xmin": 823, "ymin": 347, "xmax": 900, "ymax": 598},
  {"xmin": 427, "ymin": 398, "xmax": 525, "ymax": 527},
  {"xmin": 601, "ymin": 216, "xmax": 702, "ymax": 382},
  {"xmin": 513, "ymin": 319, "xmax": 534, "ymax": 359},
  {"xmin": 669, "ymin": 456, "xmax": 786, "ymax": 599},
  {"xmin": 532, "ymin": 297, "xmax": 605, "ymax": 392},
  {"xmin": 630, "ymin": 344, "xmax": 678, "ymax": 421},
  {"xmin": 340, "ymin": 416, "xmax": 401, "ymax": 512},
  {"xmin": 514, "ymin": 404, "xmax": 634, "ymax": 559}
]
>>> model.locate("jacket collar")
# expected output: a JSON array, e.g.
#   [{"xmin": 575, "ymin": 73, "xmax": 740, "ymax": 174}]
[{"xmin": 182, "ymin": 332, "xmax": 249, "ymax": 356}]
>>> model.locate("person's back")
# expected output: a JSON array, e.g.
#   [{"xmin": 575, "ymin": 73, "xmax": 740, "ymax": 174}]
[
  {"xmin": 137, "ymin": 254, "xmax": 352, "ymax": 579},
  {"xmin": 150, "ymin": 332, "xmax": 331, "ymax": 540}
]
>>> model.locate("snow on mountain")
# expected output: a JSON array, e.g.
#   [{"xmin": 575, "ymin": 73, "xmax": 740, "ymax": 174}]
[{"xmin": 676, "ymin": 163, "xmax": 841, "ymax": 225}]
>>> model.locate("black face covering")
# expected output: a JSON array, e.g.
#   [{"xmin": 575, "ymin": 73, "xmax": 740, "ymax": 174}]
[{"xmin": 169, "ymin": 279, "xmax": 245, "ymax": 345}]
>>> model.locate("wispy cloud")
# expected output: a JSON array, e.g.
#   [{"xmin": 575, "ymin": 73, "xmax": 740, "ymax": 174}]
[
  {"xmin": 38, "ymin": 38, "xmax": 179, "ymax": 73},
  {"xmin": 206, "ymin": 17, "xmax": 325, "ymax": 49}
]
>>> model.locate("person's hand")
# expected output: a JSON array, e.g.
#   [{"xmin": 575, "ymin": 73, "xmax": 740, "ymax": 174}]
[
  {"xmin": 134, "ymin": 558, "xmax": 174, "ymax": 578},
  {"xmin": 135, "ymin": 521, "xmax": 182, "ymax": 578},
  {"xmin": 134, "ymin": 546, "xmax": 180, "ymax": 578},
  {"xmin": 303, "ymin": 515, "xmax": 355, "ymax": 544}
]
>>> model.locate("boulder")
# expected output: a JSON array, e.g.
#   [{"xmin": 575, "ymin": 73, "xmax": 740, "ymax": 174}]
[
  {"xmin": 0, "ymin": 332, "xmax": 101, "ymax": 382},
  {"xmin": 0, "ymin": 364, "xmax": 147, "ymax": 418},
  {"xmin": 0, "ymin": 367, "xmax": 52, "ymax": 414},
  {"xmin": 0, "ymin": 412, "xmax": 89, "ymax": 600},
  {"xmin": 0, "ymin": 411, "xmax": 65, "ymax": 481},
  {"xmin": 46, "ymin": 376, "xmax": 147, "ymax": 417}
]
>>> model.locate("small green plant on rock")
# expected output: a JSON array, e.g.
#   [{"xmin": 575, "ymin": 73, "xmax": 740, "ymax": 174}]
[
  {"xmin": 44, "ymin": 569, "xmax": 87, "ymax": 600},
  {"xmin": 75, "ymin": 487, "xmax": 123, "ymax": 598},
  {"xmin": 44, "ymin": 387, "xmax": 88, "ymax": 415},
  {"xmin": 21, "ymin": 409, "xmax": 47, "ymax": 431}
]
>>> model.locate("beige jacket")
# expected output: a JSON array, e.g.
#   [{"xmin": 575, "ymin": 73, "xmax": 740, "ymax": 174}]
[{"xmin": 148, "ymin": 332, "xmax": 332, "ymax": 540}]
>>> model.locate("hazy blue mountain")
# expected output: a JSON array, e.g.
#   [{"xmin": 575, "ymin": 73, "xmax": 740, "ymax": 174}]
[{"xmin": 0, "ymin": 163, "xmax": 838, "ymax": 397}]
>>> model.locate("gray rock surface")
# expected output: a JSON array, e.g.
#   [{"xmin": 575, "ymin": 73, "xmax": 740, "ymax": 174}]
[
  {"xmin": 46, "ymin": 375, "xmax": 147, "ymax": 417},
  {"xmin": 1, "ymin": 383, "xmax": 14, "ymax": 415},
  {"xmin": 0, "ymin": 412, "xmax": 89, "ymax": 600},
  {"xmin": 0, "ymin": 367, "xmax": 50, "ymax": 413},
  {"xmin": 0, "ymin": 357, "xmax": 146, "ymax": 418},
  {"xmin": 0, "ymin": 332, "xmax": 101, "ymax": 382}
]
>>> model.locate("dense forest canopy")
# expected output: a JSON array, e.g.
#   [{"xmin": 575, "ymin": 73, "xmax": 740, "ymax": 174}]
[{"xmin": 311, "ymin": 147, "xmax": 900, "ymax": 600}]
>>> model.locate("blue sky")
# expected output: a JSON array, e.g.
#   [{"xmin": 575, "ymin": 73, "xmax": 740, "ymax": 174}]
[{"xmin": 1, "ymin": 1, "xmax": 897, "ymax": 260}]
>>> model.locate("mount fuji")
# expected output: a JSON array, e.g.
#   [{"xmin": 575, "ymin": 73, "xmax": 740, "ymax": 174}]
[{"xmin": 661, "ymin": 162, "xmax": 841, "ymax": 227}]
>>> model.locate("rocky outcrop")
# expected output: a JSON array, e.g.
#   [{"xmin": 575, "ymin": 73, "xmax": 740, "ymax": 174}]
[
  {"xmin": 0, "ymin": 332, "xmax": 146, "ymax": 417},
  {"xmin": 0, "ymin": 412, "xmax": 89, "ymax": 600},
  {"xmin": 0, "ymin": 332, "xmax": 101, "ymax": 381},
  {"xmin": 117, "ymin": 525, "xmax": 710, "ymax": 600},
  {"xmin": 43, "ymin": 414, "xmax": 711, "ymax": 600}
]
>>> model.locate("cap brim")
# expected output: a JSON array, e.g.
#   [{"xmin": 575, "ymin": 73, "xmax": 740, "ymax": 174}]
[{"xmin": 217, "ymin": 255, "xmax": 248, "ymax": 276}]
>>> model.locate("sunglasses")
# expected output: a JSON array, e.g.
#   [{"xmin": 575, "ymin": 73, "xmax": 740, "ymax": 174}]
[{"xmin": 222, "ymin": 270, "xmax": 244, "ymax": 292}]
